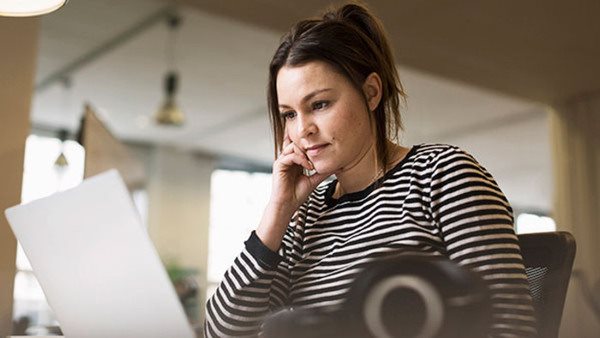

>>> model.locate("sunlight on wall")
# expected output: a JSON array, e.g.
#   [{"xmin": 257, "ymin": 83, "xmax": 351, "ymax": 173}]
[{"xmin": 206, "ymin": 169, "xmax": 272, "ymax": 299}]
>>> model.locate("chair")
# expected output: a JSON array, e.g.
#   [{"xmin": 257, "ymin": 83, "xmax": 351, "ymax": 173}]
[{"xmin": 518, "ymin": 231, "xmax": 576, "ymax": 338}]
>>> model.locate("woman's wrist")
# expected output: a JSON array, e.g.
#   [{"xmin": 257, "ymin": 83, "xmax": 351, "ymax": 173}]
[{"xmin": 256, "ymin": 201, "xmax": 295, "ymax": 252}]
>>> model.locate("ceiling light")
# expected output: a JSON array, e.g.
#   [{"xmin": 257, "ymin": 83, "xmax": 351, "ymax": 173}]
[
  {"xmin": 54, "ymin": 129, "xmax": 69, "ymax": 168},
  {"xmin": 0, "ymin": 0, "xmax": 67, "ymax": 17},
  {"xmin": 155, "ymin": 72, "xmax": 185, "ymax": 126},
  {"xmin": 54, "ymin": 152, "xmax": 69, "ymax": 167},
  {"xmin": 154, "ymin": 13, "xmax": 185, "ymax": 127}
]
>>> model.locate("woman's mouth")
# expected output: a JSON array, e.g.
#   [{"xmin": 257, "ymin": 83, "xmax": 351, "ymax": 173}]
[{"xmin": 305, "ymin": 144, "xmax": 329, "ymax": 157}]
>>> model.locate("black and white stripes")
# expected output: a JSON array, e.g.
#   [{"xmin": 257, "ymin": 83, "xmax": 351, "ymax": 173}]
[{"xmin": 205, "ymin": 144, "xmax": 537, "ymax": 337}]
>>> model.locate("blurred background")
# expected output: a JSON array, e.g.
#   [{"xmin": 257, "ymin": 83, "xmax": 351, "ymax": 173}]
[{"xmin": 1, "ymin": 0, "xmax": 598, "ymax": 336}]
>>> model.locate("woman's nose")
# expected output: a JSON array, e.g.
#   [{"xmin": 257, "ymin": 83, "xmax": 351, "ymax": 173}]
[{"xmin": 297, "ymin": 113, "xmax": 317, "ymax": 138}]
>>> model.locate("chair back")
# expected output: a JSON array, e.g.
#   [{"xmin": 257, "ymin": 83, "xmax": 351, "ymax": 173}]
[{"xmin": 518, "ymin": 231, "xmax": 576, "ymax": 338}]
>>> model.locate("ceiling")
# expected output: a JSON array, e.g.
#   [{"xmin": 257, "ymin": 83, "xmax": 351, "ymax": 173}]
[
  {"xmin": 27, "ymin": 0, "xmax": 593, "ymax": 213},
  {"xmin": 184, "ymin": 0, "xmax": 600, "ymax": 105}
]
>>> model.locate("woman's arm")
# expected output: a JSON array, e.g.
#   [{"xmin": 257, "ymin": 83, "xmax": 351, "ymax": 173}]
[
  {"xmin": 429, "ymin": 146, "xmax": 538, "ymax": 337},
  {"xmin": 204, "ymin": 229, "xmax": 293, "ymax": 337},
  {"xmin": 205, "ymin": 135, "xmax": 328, "ymax": 337}
]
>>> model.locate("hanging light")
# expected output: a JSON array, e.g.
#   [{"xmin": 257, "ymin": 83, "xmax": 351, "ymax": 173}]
[
  {"xmin": 155, "ymin": 71, "xmax": 185, "ymax": 126},
  {"xmin": 155, "ymin": 12, "xmax": 185, "ymax": 126},
  {"xmin": 54, "ymin": 152, "xmax": 69, "ymax": 167},
  {"xmin": 0, "ymin": 0, "xmax": 68, "ymax": 17}
]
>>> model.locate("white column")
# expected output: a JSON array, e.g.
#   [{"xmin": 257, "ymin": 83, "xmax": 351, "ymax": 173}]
[
  {"xmin": 146, "ymin": 146, "xmax": 215, "ymax": 325},
  {"xmin": 550, "ymin": 93, "xmax": 600, "ymax": 338}
]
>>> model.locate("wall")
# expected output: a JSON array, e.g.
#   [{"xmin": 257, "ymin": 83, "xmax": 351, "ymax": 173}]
[{"xmin": 0, "ymin": 17, "xmax": 39, "ymax": 335}]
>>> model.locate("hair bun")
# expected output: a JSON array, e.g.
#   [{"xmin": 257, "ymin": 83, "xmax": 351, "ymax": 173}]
[{"xmin": 324, "ymin": 3, "xmax": 387, "ymax": 58}]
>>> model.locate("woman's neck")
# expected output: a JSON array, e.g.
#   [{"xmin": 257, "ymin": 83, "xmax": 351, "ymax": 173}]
[{"xmin": 333, "ymin": 141, "xmax": 407, "ymax": 199}]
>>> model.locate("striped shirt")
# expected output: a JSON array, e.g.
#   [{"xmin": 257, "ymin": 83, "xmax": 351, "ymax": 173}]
[{"xmin": 205, "ymin": 144, "xmax": 537, "ymax": 337}]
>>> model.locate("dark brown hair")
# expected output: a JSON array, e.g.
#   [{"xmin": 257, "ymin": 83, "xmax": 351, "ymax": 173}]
[{"xmin": 267, "ymin": 2, "xmax": 406, "ymax": 170}]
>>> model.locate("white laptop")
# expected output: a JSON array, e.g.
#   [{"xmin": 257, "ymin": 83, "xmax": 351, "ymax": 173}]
[{"xmin": 5, "ymin": 170, "xmax": 196, "ymax": 338}]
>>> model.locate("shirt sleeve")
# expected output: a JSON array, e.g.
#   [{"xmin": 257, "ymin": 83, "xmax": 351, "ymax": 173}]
[
  {"xmin": 204, "ymin": 229, "xmax": 295, "ymax": 337},
  {"xmin": 428, "ymin": 146, "xmax": 538, "ymax": 337}
]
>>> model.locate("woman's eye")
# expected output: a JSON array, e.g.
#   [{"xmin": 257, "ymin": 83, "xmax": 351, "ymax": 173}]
[
  {"xmin": 281, "ymin": 111, "xmax": 296, "ymax": 120},
  {"xmin": 312, "ymin": 101, "xmax": 328, "ymax": 110}
]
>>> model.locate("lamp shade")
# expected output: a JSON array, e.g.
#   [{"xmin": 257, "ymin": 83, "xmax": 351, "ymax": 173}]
[
  {"xmin": 155, "ymin": 72, "xmax": 185, "ymax": 126},
  {"xmin": 0, "ymin": 0, "xmax": 67, "ymax": 17},
  {"xmin": 155, "ymin": 99, "xmax": 185, "ymax": 126}
]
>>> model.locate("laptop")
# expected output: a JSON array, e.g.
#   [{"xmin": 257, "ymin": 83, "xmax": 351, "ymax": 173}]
[{"xmin": 5, "ymin": 170, "xmax": 196, "ymax": 338}]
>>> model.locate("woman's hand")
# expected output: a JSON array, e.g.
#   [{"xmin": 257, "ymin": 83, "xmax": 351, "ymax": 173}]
[
  {"xmin": 270, "ymin": 135, "xmax": 329, "ymax": 213},
  {"xmin": 256, "ymin": 134, "xmax": 330, "ymax": 251}
]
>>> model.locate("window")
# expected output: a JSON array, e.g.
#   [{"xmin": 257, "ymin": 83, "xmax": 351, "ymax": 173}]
[
  {"xmin": 13, "ymin": 135, "xmax": 85, "ymax": 330},
  {"xmin": 206, "ymin": 169, "xmax": 272, "ymax": 299},
  {"xmin": 516, "ymin": 212, "xmax": 557, "ymax": 234},
  {"xmin": 13, "ymin": 134, "xmax": 150, "ymax": 333}
]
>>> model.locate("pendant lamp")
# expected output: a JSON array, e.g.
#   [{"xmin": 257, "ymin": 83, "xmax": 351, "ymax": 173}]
[
  {"xmin": 155, "ymin": 13, "xmax": 185, "ymax": 126},
  {"xmin": 155, "ymin": 71, "xmax": 185, "ymax": 126},
  {"xmin": 54, "ymin": 129, "xmax": 69, "ymax": 168},
  {"xmin": 0, "ymin": 0, "xmax": 67, "ymax": 17}
]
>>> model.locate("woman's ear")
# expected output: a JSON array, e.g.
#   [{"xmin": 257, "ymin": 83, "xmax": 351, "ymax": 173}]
[{"xmin": 362, "ymin": 72, "xmax": 383, "ymax": 112}]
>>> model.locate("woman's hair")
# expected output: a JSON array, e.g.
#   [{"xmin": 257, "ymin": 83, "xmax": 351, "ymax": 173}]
[{"xmin": 267, "ymin": 2, "xmax": 407, "ymax": 170}]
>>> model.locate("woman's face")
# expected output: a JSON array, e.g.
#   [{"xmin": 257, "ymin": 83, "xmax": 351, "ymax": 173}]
[{"xmin": 276, "ymin": 61, "xmax": 377, "ymax": 175}]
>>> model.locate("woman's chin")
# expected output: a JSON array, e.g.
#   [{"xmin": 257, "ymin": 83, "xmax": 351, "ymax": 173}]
[{"xmin": 312, "ymin": 162, "xmax": 337, "ymax": 177}]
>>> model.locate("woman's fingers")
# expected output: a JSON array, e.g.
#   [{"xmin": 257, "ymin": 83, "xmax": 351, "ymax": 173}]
[
  {"xmin": 280, "ymin": 139, "xmax": 313, "ymax": 169},
  {"xmin": 277, "ymin": 150, "xmax": 313, "ymax": 171},
  {"xmin": 291, "ymin": 142, "xmax": 313, "ymax": 169},
  {"xmin": 282, "ymin": 130, "xmax": 292, "ymax": 150},
  {"xmin": 281, "ymin": 140, "xmax": 295, "ymax": 156}
]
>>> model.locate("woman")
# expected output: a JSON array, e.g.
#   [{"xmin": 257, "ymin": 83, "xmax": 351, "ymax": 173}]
[{"xmin": 205, "ymin": 3, "xmax": 537, "ymax": 337}]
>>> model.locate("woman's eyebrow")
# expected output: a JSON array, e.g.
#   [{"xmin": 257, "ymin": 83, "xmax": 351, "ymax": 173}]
[{"xmin": 278, "ymin": 88, "xmax": 333, "ymax": 109}]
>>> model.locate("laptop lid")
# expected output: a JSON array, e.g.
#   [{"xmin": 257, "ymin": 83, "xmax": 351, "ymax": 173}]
[{"xmin": 5, "ymin": 169, "xmax": 196, "ymax": 338}]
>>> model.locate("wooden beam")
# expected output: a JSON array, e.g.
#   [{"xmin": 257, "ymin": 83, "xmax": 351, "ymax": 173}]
[{"xmin": 0, "ymin": 16, "xmax": 39, "ymax": 336}]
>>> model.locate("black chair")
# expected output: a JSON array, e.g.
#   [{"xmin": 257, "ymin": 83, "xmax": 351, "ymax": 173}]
[{"xmin": 518, "ymin": 231, "xmax": 576, "ymax": 338}]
